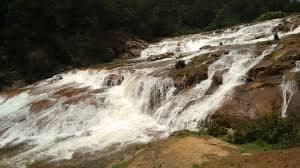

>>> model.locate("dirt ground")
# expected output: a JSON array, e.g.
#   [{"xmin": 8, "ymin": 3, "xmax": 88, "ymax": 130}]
[
  {"xmin": 7, "ymin": 135, "xmax": 299, "ymax": 168},
  {"xmin": 113, "ymin": 136, "xmax": 300, "ymax": 168}
]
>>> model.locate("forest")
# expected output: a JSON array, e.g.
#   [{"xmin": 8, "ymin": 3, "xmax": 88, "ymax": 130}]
[{"xmin": 1, "ymin": 0, "xmax": 300, "ymax": 89}]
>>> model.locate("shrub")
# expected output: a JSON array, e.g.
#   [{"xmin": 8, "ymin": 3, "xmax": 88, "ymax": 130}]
[
  {"xmin": 255, "ymin": 11, "xmax": 286, "ymax": 22},
  {"xmin": 230, "ymin": 115, "xmax": 298, "ymax": 148},
  {"xmin": 205, "ymin": 120, "xmax": 227, "ymax": 137},
  {"xmin": 175, "ymin": 60, "xmax": 186, "ymax": 69},
  {"xmin": 197, "ymin": 120, "xmax": 227, "ymax": 137},
  {"xmin": 112, "ymin": 162, "xmax": 126, "ymax": 168}
]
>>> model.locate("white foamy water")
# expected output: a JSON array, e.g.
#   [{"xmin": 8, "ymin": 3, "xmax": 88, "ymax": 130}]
[
  {"xmin": 0, "ymin": 16, "xmax": 299, "ymax": 167},
  {"xmin": 281, "ymin": 61, "xmax": 300, "ymax": 117},
  {"xmin": 154, "ymin": 45, "xmax": 276, "ymax": 130},
  {"xmin": 141, "ymin": 17, "xmax": 300, "ymax": 58}
]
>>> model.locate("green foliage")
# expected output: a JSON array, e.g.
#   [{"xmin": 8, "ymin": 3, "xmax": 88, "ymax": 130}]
[
  {"xmin": 112, "ymin": 162, "xmax": 126, "ymax": 168},
  {"xmin": 204, "ymin": 120, "xmax": 227, "ymax": 137},
  {"xmin": 192, "ymin": 164, "xmax": 201, "ymax": 168},
  {"xmin": 255, "ymin": 11, "xmax": 286, "ymax": 22},
  {"xmin": 240, "ymin": 141, "xmax": 274, "ymax": 152},
  {"xmin": 230, "ymin": 115, "xmax": 298, "ymax": 148},
  {"xmin": 1, "ymin": 0, "xmax": 300, "ymax": 89}
]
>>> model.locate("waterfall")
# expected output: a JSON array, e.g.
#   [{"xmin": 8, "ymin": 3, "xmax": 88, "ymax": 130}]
[
  {"xmin": 0, "ymin": 16, "xmax": 300, "ymax": 167},
  {"xmin": 154, "ymin": 45, "xmax": 276, "ymax": 130},
  {"xmin": 281, "ymin": 61, "xmax": 300, "ymax": 117}
]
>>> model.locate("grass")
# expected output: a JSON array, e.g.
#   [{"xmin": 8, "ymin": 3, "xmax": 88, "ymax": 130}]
[
  {"xmin": 112, "ymin": 162, "xmax": 126, "ymax": 168},
  {"xmin": 192, "ymin": 163, "xmax": 202, "ymax": 168},
  {"xmin": 239, "ymin": 141, "xmax": 274, "ymax": 153}
]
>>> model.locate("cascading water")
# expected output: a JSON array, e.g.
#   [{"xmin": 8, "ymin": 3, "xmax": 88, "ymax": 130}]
[
  {"xmin": 281, "ymin": 61, "xmax": 300, "ymax": 117},
  {"xmin": 0, "ymin": 16, "xmax": 300, "ymax": 167},
  {"xmin": 154, "ymin": 45, "xmax": 276, "ymax": 130}
]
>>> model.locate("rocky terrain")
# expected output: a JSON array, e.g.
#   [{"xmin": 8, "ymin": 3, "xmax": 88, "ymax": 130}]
[{"xmin": 0, "ymin": 15, "xmax": 300, "ymax": 167}]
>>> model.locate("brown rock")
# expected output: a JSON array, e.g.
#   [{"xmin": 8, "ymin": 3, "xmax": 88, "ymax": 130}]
[
  {"xmin": 30, "ymin": 99, "xmax": 53, "ymax": 113},
  {"xmin": 212, "ymin": 85, "xmax": 282, "ymax": 127},
  {"xmin": 54, "ymin": 87, "xmax": 89, "ymax": 98},
  {"xmin": 147, "ymin": 52, "xmax": 174, "ymax": 62},
  {"xmin": 287, "ymin": 91, "xmax": 300, "ymax": 118},
  {"xmin": 285, "ymin": 71, "xmax": 300, "ymax": 88},
  {"xmin": 63, "ymin": 94, "xmax": 90, "ymax": 105},
  {"xmin": 104, "ymin": 74, "xmax": 124, "ymax": 87},
  {"xmin": 206, "ymin": 70, "xmax": 226, "ymax": 95}
]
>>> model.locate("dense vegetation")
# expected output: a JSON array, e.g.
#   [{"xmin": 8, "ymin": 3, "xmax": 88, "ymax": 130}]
[
  {"xmin": 202, "ymin": 115, "xmax": 299, "ymax": 149},
  {"xmin": 1, "ymin": 0, "xmax": 300, "ymax": 90}
]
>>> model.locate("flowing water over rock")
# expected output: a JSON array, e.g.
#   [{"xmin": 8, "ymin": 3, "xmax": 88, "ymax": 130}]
[
  {"xmin": 1, "ymin": 17, "xmax": 300, "ymax": 167},
  {"xmin": 281, "ymin": 61, "xmax": 300, "ymax": 117}
]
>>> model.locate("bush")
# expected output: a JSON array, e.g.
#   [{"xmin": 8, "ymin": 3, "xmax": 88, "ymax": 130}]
[
  {"xmin": 112, "ymin": 162, "xmax": 126, "ymax": 168},
  {"xmin": 205, "ymin": 121, "xmax": 227, "ymax": 137},
  {"xmin": 255, "ymin": 11, "xmax": 286, "ymax": 22},
  {"xmin": 175, "ymin": 60, "xmax": 186, "ymax": 69},
  {"xmin": 197, "ymin": 120, "xmax": 227, "ymax": 137},
  {"xmin": 230, "ymin": 115, "xmax": 298, "ymax": 148}
]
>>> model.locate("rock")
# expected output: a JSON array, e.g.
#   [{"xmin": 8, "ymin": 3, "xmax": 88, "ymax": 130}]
[
  {"xmin": 104, "ymin": 74, "xmax": 125, "ymax": 87},
  {"xmin": 285, "ymin": 71, "xmax": 300, "ymax": 88},
  {"xmin": 119, "ymin": 52, "xmax": 135, "ymax": 59},
  {"xmin": 256, "ymin": 75, "xmax": 282, "ymax": 85},
  {"xmin": 125, "ymin": 40, "xmax": 148, "ymax": 57},
  {"xmin": 13, "ymin": 115, "xmax": 26, "ymax": 123},
  {"xmin": 129, "ymin": 48, "xmax": 143, "ymax": 57},
  {"xmin": 212, "ymin": 85, "xmax": 282, "ymax": 127},
  {"xmin": 213, "ymin": 70, "xmax": 225, "ymax": 85},
  {"xmin": 206, "ymin": 70, "xmax": 226, "ymax": 95},
  {"xmin": 200, "ymin": 45, "xmax": 212, "ymax": 50},
  {"xmin": 287, "ymin": 91, "xmax": 300, "ymax": 118},
  {"xmin": 126, "ymin": 40, "xmax": 147, "ymax": 49},
  {"xmin": 147, "ymin": 52, "xmax": 174, "ymax": 61},
  {"xmin": 30, "ymin": 99, "xmax": 54, "ymax": 113},
  {"xmin": 48, "ymin": 74, "xmax": 63, "ymax": 83}
]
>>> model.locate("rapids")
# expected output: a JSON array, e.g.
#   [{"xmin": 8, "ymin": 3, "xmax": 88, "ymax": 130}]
[{"xmin": 1, "ymin": 16, "xmax": 300, "ymax": 167}]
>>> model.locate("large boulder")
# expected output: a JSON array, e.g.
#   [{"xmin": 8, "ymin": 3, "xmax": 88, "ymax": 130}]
[
  {"xmin": 206, "ymin": 70, "xmax": 226, "ymax": 95},
  {"xmin": 212, "ymin": 85, "xmax": 282, "ymax": 127},
  {"xmin": 125, "ymin": 40, "xmax": 148, "ymax": 58},
  {"xmin": 287, "ymin": 91, "xmax": 300, "ymax": 118}
]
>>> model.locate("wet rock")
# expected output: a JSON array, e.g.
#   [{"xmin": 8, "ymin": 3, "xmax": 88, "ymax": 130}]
[
  {"xmin": 13, "ymin": 115, "xmax": 26, "ymax": 123},
  {"xmin": 206, "ymin": 70, "xmax": 226, "ymax": 95},
  {"xmin": 30, "ymin": 99, "xmax": 54, "ymax": 113},
  {"xmin": 54, "ymin": 87, "xmax": 89, "ymax": 98},
  {"xmin": 119, "ymin": 52, "xmax": 134, "ymax": 59},
  {"xmin": 285, "ymin": 71, "xmax": 300, "ymax": 88},
  {"xmin": 63, "ymin": 94, "xmax": 91, "ymax": 105},
  {"xmin": 212, "ymin": 86, "xmax": 282, "ymax": 127},
  {"xmin": 287, "ymin": 91, "xmax": 300, "ymax": 118},
  {"xmin": 47, "ymin": 74, "xmax": 63, "ymax": 83},
  {"xmin": 147, "ymin": 52, "xmax": 174, "ymax": 61},
  {"xmin": 126, "ymin": 40, "xmax": 148, "ymax": 57},
  {"xmin": 200, "ymin": 45, "xmax": 212, "ymax": 50},
  {"xmin": 104, "ymin": 74, "xmax": 125, "ymax": 87},
  {"xmin": 213, "ymin": 70, "xmax": 225, "ymax": 85},
  {"xmin": 126, "ymin": 40, "xmax": 147, "ymax": 49}
]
